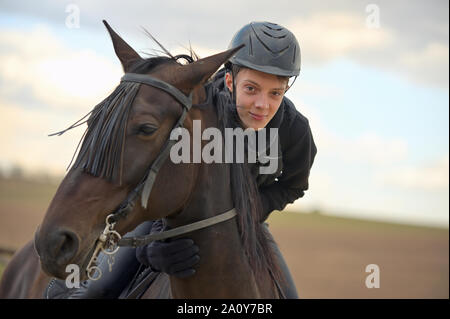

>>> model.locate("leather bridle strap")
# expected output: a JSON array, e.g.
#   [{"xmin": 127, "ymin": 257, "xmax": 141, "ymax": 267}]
[
  {"xmin": 121, "ymin": 73, "xmax": 192, "ymax": 109},
  {"xmin": 118, "ymin": 208, "xmax": 237, "ymax": 247}
]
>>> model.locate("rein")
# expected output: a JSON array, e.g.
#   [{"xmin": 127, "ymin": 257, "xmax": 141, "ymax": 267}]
[{"xmin": 85, "ymin": 73, "xmax": 236, "ymax": 280}]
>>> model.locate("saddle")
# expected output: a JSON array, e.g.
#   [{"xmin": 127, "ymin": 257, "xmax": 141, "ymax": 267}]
[{"xmin": 118, "ymin": 265, "xmax": 171, "ymax": 299}]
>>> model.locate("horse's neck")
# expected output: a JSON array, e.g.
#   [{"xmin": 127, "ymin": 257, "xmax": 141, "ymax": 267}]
[{"xmin": 166, "ymin": 162, "xmax": 263, "ymax": 298}]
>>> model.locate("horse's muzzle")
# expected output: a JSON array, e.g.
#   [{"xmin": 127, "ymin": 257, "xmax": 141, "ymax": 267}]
[{"xmin": 35, "ymin": 226, "xmax": 80, "ymax": 279}]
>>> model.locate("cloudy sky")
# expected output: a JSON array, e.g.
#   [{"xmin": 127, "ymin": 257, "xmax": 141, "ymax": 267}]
[{"xmin": 0, "ymin": 0, "xmax": 448, "ymax": 227}]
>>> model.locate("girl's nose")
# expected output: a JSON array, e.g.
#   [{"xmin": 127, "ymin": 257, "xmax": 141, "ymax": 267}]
[{"xmin": 254, "ymin": 94, "xmax": 269, "ymax": 109}]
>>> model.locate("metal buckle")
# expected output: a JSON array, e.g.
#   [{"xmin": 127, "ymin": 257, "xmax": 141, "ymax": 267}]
[{"xmin": 86, "ymin": 214, "xmax": 122, "ymax": 280}]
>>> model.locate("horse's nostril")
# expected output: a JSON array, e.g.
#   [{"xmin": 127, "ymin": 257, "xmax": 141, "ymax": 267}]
[{"xmin": 50, "ymin": 230, "xmax": 79, "ymax": 267}]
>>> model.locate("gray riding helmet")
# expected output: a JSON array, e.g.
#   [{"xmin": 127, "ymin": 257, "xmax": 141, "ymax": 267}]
[{"xmin": 227, "ymin": 22, "xmax": 301, "ymax": 77}]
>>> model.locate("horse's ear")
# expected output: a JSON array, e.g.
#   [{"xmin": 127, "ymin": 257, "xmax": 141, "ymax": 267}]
[
  {"xmin": 103, "ymin": 20, "xmax": 141, "ymax": 72},
  {"xmin": 181, "ymin": 44, "xmax": 245, "ymax": 90}
]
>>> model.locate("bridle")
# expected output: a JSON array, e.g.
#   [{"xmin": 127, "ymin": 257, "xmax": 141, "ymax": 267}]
[{"xmin": 85, "ymin": 73, "xmax": 236, "ymax": 280}]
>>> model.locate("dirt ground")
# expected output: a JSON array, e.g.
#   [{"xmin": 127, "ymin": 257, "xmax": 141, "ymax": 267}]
[
  {"xmin": 0, "ymin": 177, "xmax": 448, "ymax": 298},
  {"xmin": 268, "ymin": 212, "xmax": 448, "ymax": 298}
]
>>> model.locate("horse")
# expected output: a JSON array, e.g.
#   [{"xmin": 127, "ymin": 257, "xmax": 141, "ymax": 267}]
[{"xmin": 0, "ymin": 20, "xmax": 283, "ymax": 299}]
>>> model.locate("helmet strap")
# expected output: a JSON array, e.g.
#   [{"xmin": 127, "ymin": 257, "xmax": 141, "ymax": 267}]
[
  {"xmin": 285, "ymin": 75, "xmax": 298, "ymax": 93},
  {"xmin": 231, "ymin": 68, "xmax": 237, "ymax": 105}
]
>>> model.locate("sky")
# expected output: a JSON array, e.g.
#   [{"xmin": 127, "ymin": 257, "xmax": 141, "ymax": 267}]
[{"xmin": 0, "ymin": 0, "xmax": 448, "ymax": 228}]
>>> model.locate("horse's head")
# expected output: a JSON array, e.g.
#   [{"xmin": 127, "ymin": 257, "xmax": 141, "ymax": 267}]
[{"xmin": 35, "ymin": 21, "xmax": 241, "ymax": 280}]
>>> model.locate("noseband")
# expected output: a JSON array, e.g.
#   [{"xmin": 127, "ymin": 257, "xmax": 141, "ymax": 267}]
[{"xmin": 85, "ymin": 73, "xmax": 236, "ymax": 280}]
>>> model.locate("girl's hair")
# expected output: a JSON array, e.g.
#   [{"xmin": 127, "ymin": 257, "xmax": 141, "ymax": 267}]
[{"xmin": 226, "ymin": 63, "xmax": 289, "ymax": 89}]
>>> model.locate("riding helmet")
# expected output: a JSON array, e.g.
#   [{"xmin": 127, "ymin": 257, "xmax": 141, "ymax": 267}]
[{"xmin": 227, "ymin": 21, "xmax": 301, "ymax": 77}]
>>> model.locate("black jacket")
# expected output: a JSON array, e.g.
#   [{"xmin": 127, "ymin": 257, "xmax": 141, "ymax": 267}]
[{"xmin": 209, "ymin": 69, "xmax": 317, "ymax": 221}]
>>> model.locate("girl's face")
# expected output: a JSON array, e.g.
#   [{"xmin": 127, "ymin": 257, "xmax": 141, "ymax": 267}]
[{"xmin": 225, "ymin": 68, "xmax": 287, "ymax": 130}]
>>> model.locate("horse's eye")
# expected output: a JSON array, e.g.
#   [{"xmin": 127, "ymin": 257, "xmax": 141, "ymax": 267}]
[{"xmin": 138, "ymin": 124, "xmax": 157, "ymax": 136}]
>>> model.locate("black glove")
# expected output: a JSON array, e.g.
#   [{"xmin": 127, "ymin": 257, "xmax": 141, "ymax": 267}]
[{"xmin": 136, "ymin": 220, "xmax": 200, "ymax": 278}]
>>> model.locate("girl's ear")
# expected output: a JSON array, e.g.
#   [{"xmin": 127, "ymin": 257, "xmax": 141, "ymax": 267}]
[{"xmin": 225, "ymin": 72, "xmax": 233, "ymax": 92}]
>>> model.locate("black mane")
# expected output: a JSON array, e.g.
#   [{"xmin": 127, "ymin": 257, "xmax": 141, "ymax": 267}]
[
  {"xmin": 129, "ymin": 54, "xmax": 195, "ymax": 74},
  {"xmin": 214, "ymin": 90, "xmax": 284, "ymax": 286}
]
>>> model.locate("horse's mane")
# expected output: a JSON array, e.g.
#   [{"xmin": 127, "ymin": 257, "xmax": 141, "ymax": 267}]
[
  {"xmin": 213, "ymin": 87, "xmax": 284, "ymax": 286},
  {"xmin": 51, "ymin": 34, "xmax": 283, "ymax": 286}
]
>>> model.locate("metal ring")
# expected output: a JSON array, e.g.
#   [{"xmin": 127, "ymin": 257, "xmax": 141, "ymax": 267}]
[
  {"xmin": 102, "ymin": 230, "xmax": 122, "ymax": 255},
  {"xmin": 105, "ymin": 214, "xmax": 116, "ymax": 226},
  {"xmin": 87, "ymin": 265, "xmax": 102, "ymax": 281},
  {"xmin": 102, "ymin": 245, "xmax": 120, "ymax": 255}
]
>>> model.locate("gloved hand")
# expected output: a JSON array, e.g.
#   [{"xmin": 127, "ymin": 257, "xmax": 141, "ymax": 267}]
[{"xmin": 136, "ymin": 220, "xmax": 200, "ymax": 278}]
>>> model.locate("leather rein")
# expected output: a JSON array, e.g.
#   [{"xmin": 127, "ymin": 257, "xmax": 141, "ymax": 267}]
[{"xmin": 85, "ymin": 73, "xmax": 236, "ymax": 280}]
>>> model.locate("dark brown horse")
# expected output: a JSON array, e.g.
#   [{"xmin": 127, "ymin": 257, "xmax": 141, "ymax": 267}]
[{"xmin": 0, "ymin": 21, "xmax": 283, "ymax": 299}]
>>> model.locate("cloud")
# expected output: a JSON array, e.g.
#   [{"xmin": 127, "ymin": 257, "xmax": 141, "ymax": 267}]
[
  {"xmin": 1, "ymin": 1, "xmax": 448, "ymax": 88},
  {"xmin": 0, "ymin": 25, "xmax": 123, "ymax": 176},
  {"xmin": 0, "ymin": 25, "xmax": 122, "ymax": 114},
  {"xmin": 0, "ymin": 99, "xmax": 85, "ymax": 176},
  {"xmin": 344, "ymin": 132, "xmax": 408, "ymax": 165},
  {"xmin": 287, "ymin": 10, "xmax": 448, "ymax": 89},
  {"xmin": 287, "ymin": 12, "xmax": 394, "ymax": 64},
  {"xmin": 398, "ymin": 42, "xmax": 449, "ymax": 88},
  {"xmin": 301, "ymin": 106, "xmax": 409, "ymax": 166},
  {"xmin": 377, "ymin": 155, "xmax": 449, "ymax": 191}
]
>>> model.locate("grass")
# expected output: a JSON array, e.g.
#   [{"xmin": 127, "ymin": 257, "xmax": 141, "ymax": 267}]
[
  {"xmin": 267, "ymin": 209, "xmax": 448, "ymax": 236},
  {"xmin": 0, "ymin": 176, "xmax": 60, "ymax": 209},
  {"xmin": 0, "ymin": 262, "xmax": 5, "ymax": 280}
]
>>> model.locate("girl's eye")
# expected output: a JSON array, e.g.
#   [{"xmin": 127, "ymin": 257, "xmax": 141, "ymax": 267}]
[{"xmin": 138, "ymin": 124, "xmax": 157, "ymax": 136}]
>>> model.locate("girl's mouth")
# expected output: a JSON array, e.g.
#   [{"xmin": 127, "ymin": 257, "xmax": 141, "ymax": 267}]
[{"xmin": 249, "ymin": 112, "xmax": 267, "ymax": 121}]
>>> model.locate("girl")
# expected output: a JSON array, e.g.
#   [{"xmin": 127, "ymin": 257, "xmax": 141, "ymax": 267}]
[{"xmin": 136, "ymin": 21, "xmax": 317, "ymax": 299}]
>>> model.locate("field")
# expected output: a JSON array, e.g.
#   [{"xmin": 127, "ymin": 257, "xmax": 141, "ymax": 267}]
[{"xmin": 0, "ymin": 177, "xmax": 448, "ymax": 298}]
